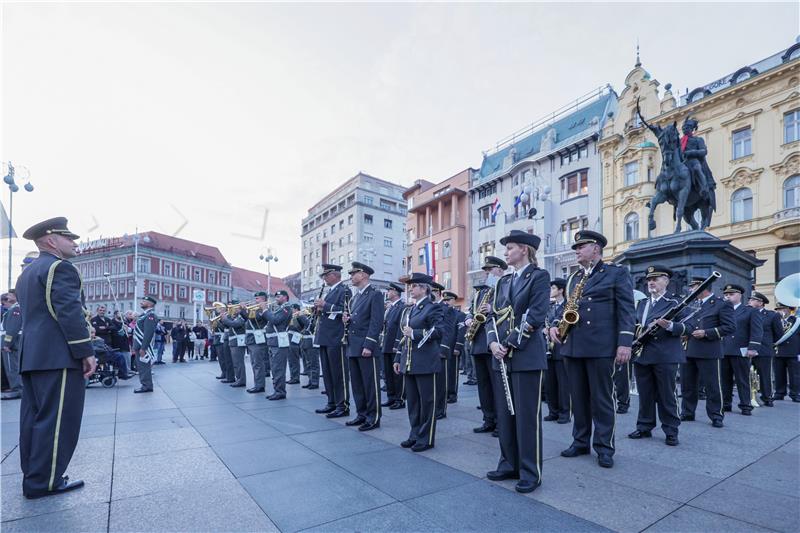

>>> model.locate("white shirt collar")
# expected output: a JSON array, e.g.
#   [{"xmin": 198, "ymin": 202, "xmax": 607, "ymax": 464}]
[
  {"xmin": 514, "ymin": 263, "xmax": 530, "ymax": 278},
  {"xmin": 329, "ymin": 280, "xmax": 342, "ymax": 291},
  {"xmin": 733, "ymin": 303, "xmax": 740, "ymax": 310},
  {"xmin": 701, "ymin": 294, "xmax": 713, "ymax": 304},
  {"xmin": 355, "ymin": 283, "xmax": 371, "ymax": 295},
  {"xmin": 416, "ymin": 296, "xmax": 428, "ymax": 306}
]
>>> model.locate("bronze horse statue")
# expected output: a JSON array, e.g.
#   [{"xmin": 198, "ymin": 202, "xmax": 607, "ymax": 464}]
[{"xmin": 636, "ymin": 100, "xmax": 713, "ymax": 233}]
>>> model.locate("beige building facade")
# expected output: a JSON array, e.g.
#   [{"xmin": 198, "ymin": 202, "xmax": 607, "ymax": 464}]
[{"xmin": 600, "ymin": 40, "xmax": 800, "ymax": 300}]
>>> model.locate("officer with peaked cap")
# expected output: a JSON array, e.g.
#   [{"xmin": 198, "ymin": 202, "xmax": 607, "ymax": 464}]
[
  {"xmin": 314, "ymin": 264, "xmax": 351, "ymax": 417},
  {"xmin": 748, "ymin": 291, "xmax": 782, "ymax": 406},
  {"xmin": 16, "ymin": 217, "xmax": 95, "ymax": 498},
  {"xmin": 721, "ymin": 284, "xmax": 762, "ymax": 415},
  {"xmin": 544, "ymin": 277, "xmax": 570, "ymax": 424},
  {"xmin": 381, "ymin": 282, "xmax": 406, "ymax": 410},
  {"xmin": 133, "ymin": 296, "xmax": 159, "ymax": 393}
]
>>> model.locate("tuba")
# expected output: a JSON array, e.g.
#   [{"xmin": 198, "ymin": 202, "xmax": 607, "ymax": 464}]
[{"xmin": 774, "ymin": 273, "xmax": 800, "ymax": 346}]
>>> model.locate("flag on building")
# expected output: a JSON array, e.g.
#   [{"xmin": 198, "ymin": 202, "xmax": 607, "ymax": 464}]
[
  {"xmin": 490, "ymin": 197, "xmax": 501, "ymax": 221},
  {"xmin": 423, "ymin": 240, "xmax": 436, "ymax": 277}
]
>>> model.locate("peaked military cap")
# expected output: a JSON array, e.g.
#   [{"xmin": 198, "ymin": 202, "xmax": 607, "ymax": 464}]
[
  {"xmin": 320, "ymin": 264, "xmax": 342, "ymax": 276},
  {"xmin": 550, "ymin": 278, "xmax": 567, "ymax": 290},
  {"xmin": 722, "ymin": 284, "xmax": 745, "ymax": 294},
  {"xmin": 749, "ymin": 291, "xmax": 769, "ymax": 304},
  {"xmin": 348, "ymin": 261, "xmax": 374, "ymax": 276},
  {"xmin": 442, "ymin": 291, "xmax": 458, "ymax": 301},
  {"xmin": 430, "ymin": 281, "xmax": 445, "ymax": 292},
  {"xmin": 406, "ymin": 272, "xmax": 433, "ymax": 285},
  {"xmin": 572, "ymin": 230, "xmax": 607, "ymax": 249},
  {"xmin": 22, "ymin": 217, "xmax": 80, "ymax": 241},
  {"xmin": 646, "ymin": 265, "xmax": 674, "ymax": 279},
  {"xmin": 142, "ymin": 296, "xmax": 157, "ymax": 305},
  {"xmin": 274, "ymin": 290, "xmax": 289, "ymax": 298},
  {"xmin": 254, "ymin": 291, "xmax": 268, "ymax": 298},
  {"xmin": 482, "ymin": 255, "xmax": 508, "ymax": 271},
  {"xmin": 388, "ymin": 282, "xmax": 404, "ymax": 293},
  {"xmin": 500, "ymin": 229, "xmax": 541, "ymax": 250},
  {"xmin": 775, "ymin": 301, "xmax": 794, "ymax": 310}
]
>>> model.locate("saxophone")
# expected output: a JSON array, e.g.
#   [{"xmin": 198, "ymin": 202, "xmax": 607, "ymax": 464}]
[
  {"xmin": 557, "ymin": 262, "xmax": 592, "ymax": 342},
  {"xmin": 465, "ymin": 287, "xmax": 493, "ymax": 342}
]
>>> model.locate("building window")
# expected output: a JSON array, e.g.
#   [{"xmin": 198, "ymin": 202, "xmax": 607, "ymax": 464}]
[
  {"xmin": 477, "ymin": 184, "xmax": 497, "ymax": 200},
  {"xmin": 777, "ymin": 245, "xmax": 800, "ymax": 281},
  {"xmin": 179, "ymin": 286, "xmax": 187, "ymax": 299},
  {"xmin": 731, "ymin": 187, "xmax": 753, "ymax": 222},
  {"xmin": 478, "ymin": 242, "xmax": 495, "ymax": 266},
  {"xmin": 418, "ymin": 248, "xmax": 425, "ymax": 266},
  {"xmin": 137, "ymin": 257, "xmax": 150, "ymax": 273},
  {"xmin": 624, "ymin": 162, "xmax": 638, "ymax": 187},
  {"xmin": 348, "ymin": 214, "xmax": 353, "ymax": 225},
  {"xmin": 380, "ymin": 199, "xmax": 393, "ymax": 210},
  {"xmin": 732, "ymin": 128, "xmax": 752, "ymax": 159},
  {"xmin": 383, "ymin": 253, "xmax": 392, "ymax": 265},
  {"xmin": 164, "ymin": 305, "xmax": 170, "ymax": 317},
  {"xmin": 347, "ymin": 251, "xmax": 354, "ymax": 261},
  {"xmin": 442, "ymin": 239, "xmax": 452, "ymax": 258},
  {"xmin": 442, "ymin": 271, "xmax": 452, "ymax": 290},
  {"xmin": 384, "ymin": 238, "xmax": 392, "ymax": 248},
  {"xmin": 220, "ymin": 273, "xmax": 228, "ymax": 285},
  {"xmin": 163, "ymin": 262, "xmax": 173, "ymax": 277},
  {"xmin": 164, "ymin": 284, "xmax": 173, "ymax": 297},
  {"xmin": 316, "ymin": 250, "xmax": 320, "ymax": 258},
  {"xmin": 128, "ymin": 280, "xmax": 134, "ymax": 293},
  {"xmin": 624, "ymin": 213, "xmax": 639, "ymax": 242},
  {"xmin": 347, "ymin": 233, "xmax": 353, "ymax": 243},
  {"xmin": 478, "ymin": 205, "xmax": 493, "ymax": 228},
  {"xmin": 364, "ymin": 214, "xmax": 373, "ymax": 225},
  {"xmin": 384, "ymin": 219, "xmax": 392, "ymax": 229},
  {"xmin": 148, "ymin": 282, "xmax": 158, "ymax": 295},
  {"xmin": 784, "ymin": 175, "xmax": 800, "ymax": 208},
  {"xmin": 364, "ymin": 232, "xmax": 374, "ymax": 243},
  {"xmin": 323, "ymin": 230, "xmax": 327, "ymax": 238},
  {"xmin": 561, "ymin": 170, "xmax": 589, "ymax": 200},
  {"xmin": 179, "ymin": 307, "xmax": 186, "ymax": 319},
  {"xmin": 119, "ymin": 258, "xmax": 127, "ymax": 273},
  {"xmin": 208, "ymin": 271, "xmax": 216, "ymax": 284},
  {"xmin": 330, "ymin": 224, "xmax": 336, "ymax": 235},
  {"xmin": 364, "ymin": 195, "xmax": 374, "ymax": 205},
  {"xmin": 193, "ymin": 269, "xmax": 201, "ymax": 282},
  {"xmin": 785, "ymin": 110, "xmax": 800, "ymax": 144},
  {"xmin": 178, "ymin": 265, "xmax": 187, "ymax": 279},
  {"xmin": 339, "ymin": 237, "xmax": 343, "ymax": 247}
]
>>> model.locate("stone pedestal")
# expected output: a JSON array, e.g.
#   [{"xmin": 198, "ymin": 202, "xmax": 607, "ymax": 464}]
[{"xmin": 614, "ymin": 230, "xmax": 765, "ymax": 296}]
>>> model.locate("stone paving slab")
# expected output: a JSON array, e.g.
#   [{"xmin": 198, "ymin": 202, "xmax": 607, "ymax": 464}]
[{"xmin": 642, "ymin": 504, "xmax": 778, "ymax": 532}]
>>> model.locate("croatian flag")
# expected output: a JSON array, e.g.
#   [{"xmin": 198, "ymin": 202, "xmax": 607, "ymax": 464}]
[
  {"xmin": 424, "ymin": 241, "xmax": 436, "ymax": 277},
  {"xmin": 491, "ymin": 197, "xmax": 501, "ymax": 221},
  {"xmin": 513, "ymin": 195, "xmax": 522, "ymax": 208}
]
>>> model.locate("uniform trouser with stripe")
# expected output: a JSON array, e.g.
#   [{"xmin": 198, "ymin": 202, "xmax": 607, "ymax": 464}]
[
  {"xmin": 494, "ymin": 370, "xmax": 543, "ymax": 485},
  {"xmin": 545, "ymin": 358, "xmax": 570, "ymax": 421},
  {"xmin": 19, "ymin": 369, "xmax": 85, "ymax": 495},
  {"xmin": 268, "ymin": 346, "xmax": 288, "ymax": 396},
  {"xmin": 320, "ymin": 344, "xmax": 349, "ymax": 410},
  {"xmin": 680, "ymin": 357, "xmax": 723, "ymax": 422},
  {"xmin": 220, "ymin": 343, "xmax": 235, "ymax": 381},
  {"xmin": 463, "ymin": 350, "xmax": 476, "ymax": 380},
  {"xmin": 634, "ymin": 362, "xmax": 680, "ymax": 436},
  {"xmin": 383, "ymin": 352, "xmax": 402, "ymax": 403},
  {"xmin": 564, "ymin": 356, "xmax": 616, "ymax": 456},
  {"xmin": 774, "ymin": 357, "xmax": 800, "ymax": 399},
  {"xmin": 248, "ymin": 343, "xmax": 269, "ymax": 389},
  {"xmin": 473, "ymin": 354, "xmax": 496, "ymax": 426},
  {"xmin": 229, "ymin": 346, "xmax": 247, "ymax": 386},
  {"xmin": 303, "ymin": 346, "xmax": 320, "ymax": 386},
  {"xmin": 613, "ymin": 360, "xmax": 631, "ymax": 409},
  {"xmin": 138, "ymin": 354, "xmax": 153, "ymax": 390},
  {"xmin": 446, "ymin": 354, "xmax": 459, "ymax": 402},
  {"xmin": 349, "ymin": 356, "xmax": 381, "ymax": 424},
  {"xmin": 752, "ymin": 356, "xmax": 774, "ymax": 402},
  {"xmin": 721, "ymin": 355, "xmax": 752, "ymax": 411},
  {"xmin": 288, "ymin": 344, "xmax": 301, "ymax": 381},
  {"xmin": 404, "ymin": 373, "xmax": 437, "ymax": 446},
  {"xmin": 435, "ymin": 360, "xmax": 447, "ymax": 417},
  {"xmin": 2, "ymin": 348, "xmax": 22, "ymax": 391}
]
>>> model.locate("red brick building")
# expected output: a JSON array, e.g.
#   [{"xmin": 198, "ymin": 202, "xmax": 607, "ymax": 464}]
[{"xmin": 231, "ymin": 266, "xmax": 297, "ymax": 303}]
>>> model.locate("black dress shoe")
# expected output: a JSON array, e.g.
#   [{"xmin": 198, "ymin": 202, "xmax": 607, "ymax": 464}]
[
  {"xmin": 346, "ymin": 417, "xmax": 367, "ymax": 426},
  {"xmin": 358, "ymin": 421, "xmax": 380, "ymax": 431},
  {"xmin": 381, "ymin": 400, "xmax": 394, "ymax": 407},
  {"xmin": 411, "ymin": 443, "xmax": 433, "ymax": 452},
  {"xmin": 133, "ymin": 387, "xmax": 153, "ymax": 394},
  {"xmin": 680, "ymin": 414, "xmax": 695, "ymax": 421},
  {"xmin": 321, "ymin": 390, "xmax": 327, "ymax": 394},
  {"xmin": 25, "ymin": 478, "xmax": 85, "ymax": 499},
  {"xmin": 221, "ymin": 379, "xmax": 235, "ymax": 384},
  {"xmin": 446, "ymin": 398, "xmax": 457, "ymax": 404},
  {"xmin": 316, "ymin": 406, "xmax": 336, "ymax": 414},
  {"xmin": 723, "ymin": 406, "xmax": 732, "ymax": 412},
  {"xmin": 230, "ymin": 383, "xmax": 246, "ymax": 388},
  {"xmin": 215, "ymin": 375, "xmax": 225, "ymax": 379},
  {"xmin": 326, "ymin": 409, "xmax": 349, "ymax": 419},
  {"xmin": 491, "ymin": 430, "xmax": 499, "ymax": 438},
  {"xmin": 515, "ymin": 480, "xmax": 541, "ymax": 493},
  {"xmin": 486, "ymin": 470, "xmax": 519, "ymax": 481},
  {"xmin": 628, "ymin": 429, "xmax": 652, "ymax": 439},
  {"xmin": 712, "ymin": 419, "xmax": 724, "ymax": 428},
  {"xmin": 597, "ymin": 454, "xmax": 614, "ymax": 468},
  {"xmin": 616, "ymin": 406, "xmax": 628, "ymax": 414},
  {"xmin": 741, "ymin": 409, "xmax": 752, "ymax": 416},
  {"xmin": 286, "ymin": 379, "xmax": 300, "ymax": 385},
  {"xmin": 247, "ymin": 387, "xmax": 265, "ymax": 394},
  {"xmin": 792, "ymin": 397, "xmax": 800, "ymax": 403},
  {"xmin": 473, "ymin": 424, "xmax": 496, "ymax": 433},
  {"xmin": 435, "ymin": 413, "xmax": 446, "ymax": 420},
  {"xmin": 301, "ymin": 384, "xmax": 310, "ymax": 389},
  {"xmin": 307, "ymin": 385, "xmax": 319, "ymax": 390},
  {"xmin": 557, "ymin": 418, "xmax": 571, "ymax": 424},
  {"xmin": 300, "ymin": 371, "xmax": 308, "ymax": 376},
  {"xmin": 400, "ymin": 439, "xmax": 416, "ymax": 448},
  {"xmin": 389, "ymin": 401, "xmax": 405, "ymax": 410},
  {"xmin": 464, "ymin": 380, "xmax": 478, "ymax": 385},
  {"xmin": 665, "ymin": 435, "xmax": 679, "ymax": 446},
  {"xmin": 544, "ymin": 414, "xmax": 559, "ymax": 422},
  {"xmin": 763, "ymin": 400, "xmax": 774, "ymax": 407},
  {"xmin": 560, "ymin": 445, "xmax": 591, "ymax": 458},
  {"xmin": 267, "ymin": 394, "xmax": 286, "ymax": 401}
]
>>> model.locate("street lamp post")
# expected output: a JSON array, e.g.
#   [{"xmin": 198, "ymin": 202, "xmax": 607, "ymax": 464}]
[
  {"xmin": 3, "ymin": 162, "xmax": 34, "ymax": 290},
  {"xmin": 259, "ymin": 251, "xmax": 278, "ymax": 295},
  {"xmin": 125, "ymin": 228, "xmax": 150, "ymax": 310}
]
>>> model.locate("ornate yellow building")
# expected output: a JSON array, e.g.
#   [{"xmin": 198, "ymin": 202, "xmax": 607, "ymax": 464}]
[{"xmin": 600, "ymin": 40, "xmax": 800, "ymax": 300}]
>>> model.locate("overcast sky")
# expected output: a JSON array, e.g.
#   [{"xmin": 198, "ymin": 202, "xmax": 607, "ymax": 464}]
[{"xmin": 2, "ymin": 2, "xmax": 797, "ymax": 281}]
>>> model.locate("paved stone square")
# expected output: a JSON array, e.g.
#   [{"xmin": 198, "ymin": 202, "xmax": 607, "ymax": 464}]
[{"xmin": 2, "ymin": 358, "xmax": 798, "ymax": 532}]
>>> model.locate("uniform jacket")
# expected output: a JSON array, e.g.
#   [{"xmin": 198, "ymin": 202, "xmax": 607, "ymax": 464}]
[
  {"xmin": 314, "ymin": 282, "xmax": 347, "ymax": 346},
  {"xmin": 133, "ymin": 308, "xmax": 158, "ymax": 361},
  {"xmin": 560, "ymin": 261, "xmax": 636, "ymax": 359},
  {"xmin": 345, "ymin": 284, "xmax": 384, "ymax": 357},
  {"xmin": 264, "ymin": 304, "xmax": 292, "ymax": 348},
  {"xmin": 394, "ymin": 296, "xmax": 444, "ymax": 375},
  {"xmin": 2, "ymin": 303, "xmax": 22, "ymax": 353},
  {"xmin": 546, "ymin": 300, "xmax": 565, "ymax": 360},
  {"xmin": 683, "ymin": 296, "xmax": 735, "ymax": 359},
  {"xmin": 756, "ymin": 308, "xmax": 783, "ymax": 358},
  {"xmin": 438, "ymin": 303, "xmax": 456, "ymax": 359},
  {"xmin": 239, "ymin": 307, "xmax": 267, "ymax": 345},
  {"xmin": 466, "ymin": 286, "xmax": 492, "ymax": 356},
  {"xmin": 453, "ymin": 310, "xmax": 466, "ymax": 357},
  {"xmin": 634, "ymin": 295, "xmax": 687, "ymax": 365},
  {"xmin": 16, "ymin": 252, "xmax": 94, "ymax": 372},
  {"xmin": 776, "ymin": 315, "xmax": 799, "ymax": 357},
  {"xmin": 221, "ymin": 314, "xmax": 246, "ymax": 347},
  {"xmin": 297, "ymin": 314, "xmax": 316, "ymax": 350},
  {"xmin": 722, "ymin": 304, "xmax": 763, "ymax": 356},
  {"xmin": 211, "ymin": 321, "xmax": 225, "ymax": 346},
  {"xmin": 486, "ymin": 264, "xmax": 551, "ymax": 372},
  {"xmin": 381, "ymin": 299, "xmax": 404, "ymax": 354}
]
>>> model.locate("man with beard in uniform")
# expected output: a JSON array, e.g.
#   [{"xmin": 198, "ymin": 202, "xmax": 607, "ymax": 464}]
[
  {"xmin": 721, "ymin": 284, "xmax": 762, "ymax": 416},
  {"xmin": 748, "ymin": 291, "xmax": 782, "ymax": 406},
  {"xmin": 313, "ymin": 264, "xmax": 350, "ymax": 418},
  {"xmin": 550, "ymin": 230, "xmax": 635, "ymax": 469},
  {"xmin": 381, "ymin": 282, "xmax": 405, "ymax": 410},
  {"xmin": 465, "ymin": 256, "xmax": 507, "ymax": 435},
  {"xmin": 680, "ymin": 276, "xmax": 735, "ymax": 426},
  {"xmin": 544, "ymin": 278, "xmax": 570, "ymax": 424}
]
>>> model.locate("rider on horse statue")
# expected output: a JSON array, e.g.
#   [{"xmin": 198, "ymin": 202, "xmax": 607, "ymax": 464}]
[{"xmin": 680, "ymin": 117, "xmax": 717, "ymax": 212}]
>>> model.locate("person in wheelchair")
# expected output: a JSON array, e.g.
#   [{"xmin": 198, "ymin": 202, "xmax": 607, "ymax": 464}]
[{"xmin": 90, "ymin": 328, "xmax": 134, "ymax": 381}]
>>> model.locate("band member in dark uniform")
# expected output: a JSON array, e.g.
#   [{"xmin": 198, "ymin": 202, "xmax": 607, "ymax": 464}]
[
  {"xmin": 133, "ymin": 296, "xmax": 159, "ymax": 393},
  {"xmin": 443, "ymin": 291, "xmax": 465, "ymax": 405},
  {"xmin": 16, "ymin": 217, "xmax": 96, "ymax": 499},
  {"xmin": 485, "ymin": 230, "xmax": 550, "ymax": 493},
  {"xmin": 381, "ymin": 283, "xmax": 405, "ymax": 410},
  {"xmin": 465, "ymin": 256, "xmax": 507, "ymax": 434},
  {"xmin": 550, "ymin": 230, "xmax": 635, "ymax": 469},
  {"xmin": 681, "ymin": 276, "xmax": 735, "ymax": 426},
  {"xmin": 243, "ymin": 291, "xmax": 270, "ymax": 394},
  {"xmin": 264, "ymin": 291, "xmax": 292, "ymax": 400},
  {"xmin": 721, "ymin": 284, "xmax": 762, "ymax": 415},
  {"xmin": 220, "ymin": 300, "xmax": 247, "ymax": 388},
  {"xmin": 394, "ymin": 273, "xmax": 444, "ymax": 452},
  {"xmin": 342, "ymin": 262, "xmax": 384, "ymax": 430},
  {"xmin": 296, "ymin": 306, "xmax": 320, "ymax": 389},
  {"xmin": 748, "ymin": 291, "xmax": 782, "ymax": 406},
  {"xmin": 430, "ymin": 282, "xmax": 454, "ymax": 420},
  {"xmin": 544, "ymin": 278, "xmax": 570, "ymax": 424},
  {"xmin": 774, "ymin": 302, "xmax": 800, "ymax": 402},
  {"xmin": 314, "ymin": 264, "xmax": 350, "ymax": 418},
  {"xmin": 628, "ymin": 266, "xmax": 687, "ymax": 445}
]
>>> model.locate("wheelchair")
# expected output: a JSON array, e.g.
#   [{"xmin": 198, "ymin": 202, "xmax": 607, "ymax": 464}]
[{"xmin": 86, "ymin": 349, "xmax": 124, "ymax": 388}]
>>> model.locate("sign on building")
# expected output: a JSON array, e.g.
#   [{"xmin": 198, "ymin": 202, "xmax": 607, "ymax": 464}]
[{"xmin": 192, "ymin": 289, "xmax": 205, "ymax": 303}]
